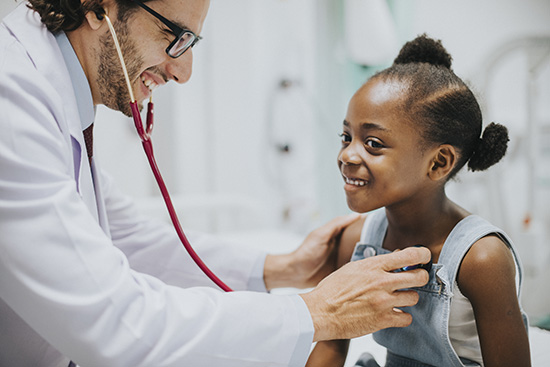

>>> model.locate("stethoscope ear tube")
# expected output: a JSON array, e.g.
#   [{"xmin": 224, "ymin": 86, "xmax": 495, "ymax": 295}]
[{"xmin": 106, "ymin": 14, "xmax": 233, "ymax": 292}]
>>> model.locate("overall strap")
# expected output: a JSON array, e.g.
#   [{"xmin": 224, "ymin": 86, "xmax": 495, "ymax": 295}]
[
  {"xmin": 359, "ymin": 208, "xmax": 388, "ymax": 247},
  {"xmin": 437, "ymin": 215, "xmax": 523, "ymax": 296}
]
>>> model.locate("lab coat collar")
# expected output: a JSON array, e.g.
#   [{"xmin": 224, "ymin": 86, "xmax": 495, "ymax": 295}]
[
  {"xmin": 3, "ymin": 4, "xmax": 86, "ymax": 147},
  {"xmin": 55, "ymin": 31, "xmax": 96, "ymax": 132}
]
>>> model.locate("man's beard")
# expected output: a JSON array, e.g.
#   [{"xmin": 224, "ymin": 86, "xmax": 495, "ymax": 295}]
[{"xmin": 97, "ymin": 20, "xmax": 143, "ymax": 117}]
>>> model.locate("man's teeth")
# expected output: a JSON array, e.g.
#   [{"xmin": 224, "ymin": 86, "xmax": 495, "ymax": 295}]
[
  {"xmin": 141, "ymin": 76, "xmax": 158, "ymax": 90},
  {"xmin": 345, "ymin": 177, "xmax": 367, "ymax": 186}
]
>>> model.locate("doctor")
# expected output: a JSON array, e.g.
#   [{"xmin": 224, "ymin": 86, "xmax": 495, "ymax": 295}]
[{"xmin": 0, "ymin": 1, "xmax": 430, "ymax": 366}]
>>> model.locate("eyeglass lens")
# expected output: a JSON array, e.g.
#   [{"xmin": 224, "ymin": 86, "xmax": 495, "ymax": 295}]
[{"xmin": 169, "ymin": 32, "xmax": 198, "ymax": 57}]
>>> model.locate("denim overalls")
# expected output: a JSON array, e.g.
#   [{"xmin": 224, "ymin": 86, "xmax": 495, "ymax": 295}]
[{"xmin": 351, "ymin": 209, "xmax": 528, "ymax": 367}]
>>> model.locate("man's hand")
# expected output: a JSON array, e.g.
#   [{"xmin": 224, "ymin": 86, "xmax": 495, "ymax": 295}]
[
  {"xmin": 263, "ymin": 214, "xmax": 361, "ymax": 290},
  {"xmin": 299, "ymin": 246, "xmax": 431, "ymax": 341}
]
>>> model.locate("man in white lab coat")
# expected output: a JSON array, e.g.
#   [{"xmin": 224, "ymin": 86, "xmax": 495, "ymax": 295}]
[{"xmin": 0, "ymin": 1, "xmax": 430, "ymax": 366}]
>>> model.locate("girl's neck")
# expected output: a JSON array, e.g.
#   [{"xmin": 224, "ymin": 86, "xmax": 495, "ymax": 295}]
[{"xmin": 382, "ymin": 194, "xmax": 469, "ymax": 260}]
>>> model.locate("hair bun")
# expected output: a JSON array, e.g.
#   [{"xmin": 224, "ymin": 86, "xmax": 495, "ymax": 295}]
[
  {"xmin": 468, "ymin": 122, "xmax": 509, "ymax": 172},
  {"xmin": 394, "ymin": 34, "xmax": 453, "ymax": 69}
]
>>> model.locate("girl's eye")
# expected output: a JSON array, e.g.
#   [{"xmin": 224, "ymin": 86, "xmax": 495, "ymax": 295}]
[
  {"xmin": 339, "ymin": 133, "xmax": 351, "ymax": 144},
  {"xmin": 366, "ymin": 139, "xmax": 384, "ymax": 149}
]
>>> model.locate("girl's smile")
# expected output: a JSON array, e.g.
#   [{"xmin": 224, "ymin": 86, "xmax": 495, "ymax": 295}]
[{"xmin": 343, "ymin": 175, "xmax": 369, "ymax": 188}]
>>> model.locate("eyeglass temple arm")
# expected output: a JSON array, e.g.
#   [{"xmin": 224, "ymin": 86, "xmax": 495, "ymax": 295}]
[{"xmin": 130, "ymin": 0, "xmax": 182, "ymax": 35}]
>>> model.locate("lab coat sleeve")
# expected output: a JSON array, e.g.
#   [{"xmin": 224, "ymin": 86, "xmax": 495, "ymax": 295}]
[
  {"xmin": 0, "ymin": 28, "xmax": 314, "ymax": 367},
  {"xmin": 98, "ymin": 169, "xmax": 270, "ymax": 292}
]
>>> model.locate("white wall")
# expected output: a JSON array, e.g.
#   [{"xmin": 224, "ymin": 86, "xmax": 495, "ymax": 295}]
[{"xmin": 0, "ymin": 1, "xmax": 18, "ymax": 17}]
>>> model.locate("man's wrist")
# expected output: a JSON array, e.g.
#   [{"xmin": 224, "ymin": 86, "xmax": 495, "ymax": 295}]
[
  {"xmin": 264, "ymin": 253, "xmax": 296, "ymax": 290},
  {"xmin": 299, "ymin": 291, "xmax": 333, "ymax": 342}
]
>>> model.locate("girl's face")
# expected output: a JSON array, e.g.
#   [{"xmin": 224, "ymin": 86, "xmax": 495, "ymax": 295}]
[{"xmin": 337, "ymin": 78, "xmax": 436, "ymax": 213}]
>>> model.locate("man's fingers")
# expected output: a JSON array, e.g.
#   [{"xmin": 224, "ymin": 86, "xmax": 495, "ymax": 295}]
[
  {"xmin": 390, "ymin": 269, "xmax": 430, "ymax": 290},
  {"xmin": 392, "ymin": 289, "xmax": 420, "ymax": 308},
  {"xmin": 316, "ymin": 213, "xmax": 361, "ymax": 238},
  {"xmin": 387, "ymin": 309, "xmax": 413, "ymax": 328},
  {"xmin": 379, "ymin": 246, "xmax": 431, "ymax": 272},
  {"xmin": 303, "ymin": 244, "xmax": 431, "ymax": 340}
]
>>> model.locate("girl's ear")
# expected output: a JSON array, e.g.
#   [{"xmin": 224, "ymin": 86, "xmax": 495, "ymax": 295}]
[{"xmin": 428, "ymin": 144, "xmax": 457, "ymax": 181}]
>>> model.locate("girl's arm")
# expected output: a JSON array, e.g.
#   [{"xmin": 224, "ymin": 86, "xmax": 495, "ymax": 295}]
[
  {"xmin": 306, "ymin": 216, "xmax": 366, "ymax": 367},
  {"xmin": 458, "ymin": 235, "xmax": 531, "ymax": 367},
  {"xmin": 306, "ymin": 340, "xmax": 350, "ymax": 367}
]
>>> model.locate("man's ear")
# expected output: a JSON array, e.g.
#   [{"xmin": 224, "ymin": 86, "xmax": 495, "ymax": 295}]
[
  {"xmin": 428, "ymin": 144, "xmax": 457, "ymax": 181},
  {"xmin": 83, "ymin": 0, "xmax": 113, "ymax": 31},
  {"xmin": 84, "ymin": 9, "xmax": 105, "ymax": 30}
]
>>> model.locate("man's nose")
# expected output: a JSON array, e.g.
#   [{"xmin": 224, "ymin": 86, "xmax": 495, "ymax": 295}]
[{"xmin": 165, "ymin": 49, "xmax": 193, "ymax": 84}]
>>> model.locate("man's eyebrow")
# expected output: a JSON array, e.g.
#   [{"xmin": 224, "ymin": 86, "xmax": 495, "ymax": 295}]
[
  {"xmin": 174, "ymin": 20, "xmax": 190, "ymax": 31},
  {"xmin": 164, "ymin": 20, "xmax": 188, "ymax": 32},
  {"xmin": 156, "ymin": 14, "xmax": 190, "ymax": 33},
  {"xmin": 343, "ymin": 120, "xmax": 391, "ymax": 132}
]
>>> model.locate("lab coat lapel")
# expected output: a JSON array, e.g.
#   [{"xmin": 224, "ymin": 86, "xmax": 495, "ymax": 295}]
[
  {"xmin": 4, "ymin": 5, "xmax": 101, "ymax": 225},
  {"xmin": 90, "ymin": 161, "xmax": 111, "ymax": 237}
]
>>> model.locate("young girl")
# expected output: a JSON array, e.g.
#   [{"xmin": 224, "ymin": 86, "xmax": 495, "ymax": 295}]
[{"xmin": 306, "ymin": 35, "xmax": 530, "ymax": 367}]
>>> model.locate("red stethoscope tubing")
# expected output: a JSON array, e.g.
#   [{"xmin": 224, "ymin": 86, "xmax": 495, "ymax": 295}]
[
  {"xmin": 130, "ymin": 100, "xmax": 233, "ymax": 292},
  {"xmin": 102, "ymin": 13, "xmax": 231, "ymax": 292}
]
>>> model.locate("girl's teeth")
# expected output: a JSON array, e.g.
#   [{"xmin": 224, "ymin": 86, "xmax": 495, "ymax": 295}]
[{"xmin": 346, "ymin": 178, "xmax": 367, "ymax": 186}]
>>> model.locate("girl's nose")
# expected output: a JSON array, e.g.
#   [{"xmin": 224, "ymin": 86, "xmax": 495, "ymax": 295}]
[{"xmin": 339, "ymin": 142, "xmax": 362, "ymax": 165}]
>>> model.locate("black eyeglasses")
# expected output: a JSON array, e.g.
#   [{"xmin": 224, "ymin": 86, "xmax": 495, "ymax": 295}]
[{"xmin": 130, "ymin": 0, "xmax": 202, "ymax": 58}]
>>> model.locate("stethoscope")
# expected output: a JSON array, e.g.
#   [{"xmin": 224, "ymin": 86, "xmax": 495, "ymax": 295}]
[{"xmin": 104, "ymin": 14, "xmax": 232, "ymax": 292}]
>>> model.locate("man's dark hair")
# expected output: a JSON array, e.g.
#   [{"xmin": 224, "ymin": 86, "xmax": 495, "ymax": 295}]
[{"xmin": 26, "ymin": 0, "xmax": 150, "ymax": 32}]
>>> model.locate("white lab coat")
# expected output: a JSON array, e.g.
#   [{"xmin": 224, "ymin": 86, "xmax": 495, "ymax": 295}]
[{"xmin": 0, "ymin": 5, "xmax": 313, "ymax": 367}]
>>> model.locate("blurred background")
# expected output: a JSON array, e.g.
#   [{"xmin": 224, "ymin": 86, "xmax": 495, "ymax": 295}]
[{"xmin": 2, "ymin": 0, "xmax": 549, "ymax": 338}]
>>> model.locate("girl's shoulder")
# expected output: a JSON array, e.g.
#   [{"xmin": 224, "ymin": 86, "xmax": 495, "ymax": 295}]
[{"xmin": 457, "ymin": 234, "xmax": 517, "ymax": 300}]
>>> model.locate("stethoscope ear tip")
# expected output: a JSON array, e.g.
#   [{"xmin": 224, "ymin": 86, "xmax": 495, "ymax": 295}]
[{"xmin": 94, "ymin": 10, "xmax": 106, "ymax": 21}]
